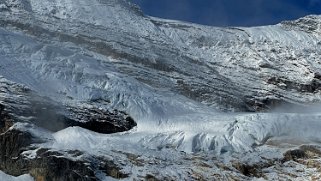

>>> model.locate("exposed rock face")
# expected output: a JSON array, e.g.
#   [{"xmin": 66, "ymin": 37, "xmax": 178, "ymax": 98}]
[
  {"xmin": 0, "ymin": 78, "xmax": 136, "ymax": 134},
  {"xmin": 230, "ymin": 145, "xmax": 321, "ymax": 180},
  {"xmin": 66, "ymin": 106, "xmax": 136, "ymax": 134},
  {"xmin": 283, "ymin": 145, "xmax": 321, "ymax": 162},
  {"xmin": 0, "ymin": 122, "xmax": 128, "ymax": 180},
  {"xmin": 281, "ymin": 15, "xmax": 321, "ymax": 33},
  {"xmin": 0, "ymin": 78, "xmax": 135, "ymax": 180}
]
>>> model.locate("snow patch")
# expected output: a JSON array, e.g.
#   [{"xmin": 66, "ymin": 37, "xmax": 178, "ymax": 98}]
[{"xmin": 0, "ymin": 171, "xmax": 34, "ymax": 181}]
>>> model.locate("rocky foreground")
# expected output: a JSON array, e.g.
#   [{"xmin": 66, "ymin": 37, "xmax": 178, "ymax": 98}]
[{"xmin": 2, "ymin": 106, "xmax": 321, "ymax": 180}]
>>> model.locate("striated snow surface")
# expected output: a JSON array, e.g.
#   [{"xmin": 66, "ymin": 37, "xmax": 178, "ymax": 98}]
[{"xmin": 0, "ymin": 0, "xmax": 321, "ymax": 180}]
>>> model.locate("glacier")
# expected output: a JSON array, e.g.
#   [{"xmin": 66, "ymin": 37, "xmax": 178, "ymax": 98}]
[{"xmin": 0, "ymin": 0, "xmax": 321, "ymax": 180}]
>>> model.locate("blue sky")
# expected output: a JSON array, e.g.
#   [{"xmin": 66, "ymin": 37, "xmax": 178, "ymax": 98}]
[{"xmin": 131, "ymin": 0, "xmax": 321, "ymax": 26}]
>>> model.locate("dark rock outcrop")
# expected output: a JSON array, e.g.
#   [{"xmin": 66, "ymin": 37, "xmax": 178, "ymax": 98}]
[
  {"xmin": 0, "ymin": 79, "xmax": 137, "ymax": 134},
  {"xmin": 232, "ymin": 161, "xmax": 270, "ymax": 178},
  {"xmin": 0, "ymin": 122, "xmax": 128, "ymax": 180},
  {"xmin": 282, "ymin": 15, "xmax": 321, "ymax": 33},
  {"xmin": 0, "ymin": 78, "xmax": 135, "ymax": 180},
  {"xmin": 267, "ymin": 77, "xmax": 321, "ymax": 93},
  {"xmin": 282, "ymin": 145, "xmax": 321, "ymax": 163},
  {"xmin": 66, "ymin": 106, "xmax": 136, "ymax": 134}
]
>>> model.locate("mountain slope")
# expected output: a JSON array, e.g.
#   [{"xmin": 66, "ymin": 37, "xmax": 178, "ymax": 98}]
[
  {"xmin": 0, "ymin": 0, "xmax": 321, "ymax": 180},
  {"xmin": 1, "ymin": 0, "xmax": 320, "ymax": 111}
]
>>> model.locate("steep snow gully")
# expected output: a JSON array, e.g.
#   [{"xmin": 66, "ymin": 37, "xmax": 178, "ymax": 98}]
[{"xmin": 1, "ymin": 0, "xmax": 321, "ymax": 180}]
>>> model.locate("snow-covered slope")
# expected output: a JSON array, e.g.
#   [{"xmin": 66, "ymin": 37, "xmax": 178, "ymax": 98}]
[
  {"xmin": 0, "ymin": 0, "xmax": 321, "ymax": 180},
  {"xmin": 0, "ymin": 171, "xmax": 34, "ymax": 181},
  {"xmin": 1, "ymin": 0, "xmax": 321, "ymax": 111}
]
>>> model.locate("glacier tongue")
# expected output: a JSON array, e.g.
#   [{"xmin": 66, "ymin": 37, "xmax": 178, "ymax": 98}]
[{"xmin": 0, "ymin": 0, "xmax": 321, "ymax": 180}]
